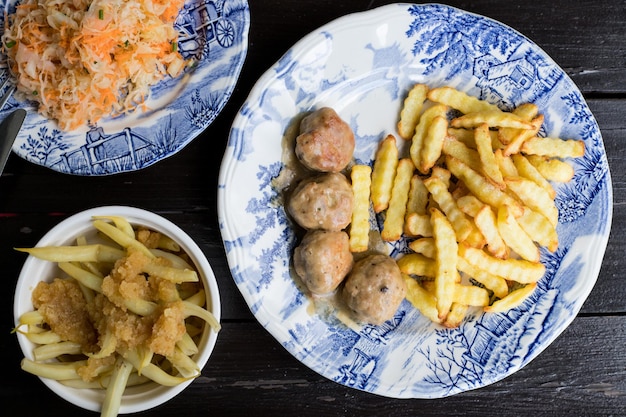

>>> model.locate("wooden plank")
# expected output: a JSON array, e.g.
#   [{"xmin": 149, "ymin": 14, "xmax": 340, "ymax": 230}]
[{"xmin": 8, "ymin": 318, "xmax": 623, "ymax": 416}]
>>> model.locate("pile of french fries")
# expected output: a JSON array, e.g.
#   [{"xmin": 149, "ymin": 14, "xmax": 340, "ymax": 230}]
[{"xmin": 349, "ymin": 84, "xmax": 584, "ymax": 328}]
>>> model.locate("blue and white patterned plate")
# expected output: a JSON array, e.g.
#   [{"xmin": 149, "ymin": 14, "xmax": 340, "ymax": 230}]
[
  {"xmin": 218, "ymin": 3, "xmax": 612, "ymax": 398},
  {"xmin": 0, "ymin": 0, "xmax": 249, "ymax": 175}
]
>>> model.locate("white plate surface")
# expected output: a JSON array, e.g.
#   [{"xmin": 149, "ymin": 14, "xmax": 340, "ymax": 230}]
[{"xmin": 218, "ymin": 3, "xmax": 612, "ymax": 398}]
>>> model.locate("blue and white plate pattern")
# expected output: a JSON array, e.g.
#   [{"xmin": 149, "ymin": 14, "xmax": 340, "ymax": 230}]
[
  {"xmin": 218, "ymin": 3, "xmax": 612, "ymax": 398},
  {"xmin": 0, "ymin": 0, "xmax": 249, "ymax": 175}
]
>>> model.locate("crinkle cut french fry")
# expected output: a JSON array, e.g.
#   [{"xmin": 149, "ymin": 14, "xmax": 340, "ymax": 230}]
[
  {"xmin": 456, "ymin": 256, "xmax": 509, "ymax": 299},
  {"xmin": 406, "ymin": 174, "xmax": 429, "ymax": 217},
  {"xmin": 15, "ymin": 244, "xmax": 125, "ymax": 263},
  {"xmin": 494, "ymin": 149, "xmax": 519, "ymax": 178},
  {"xmin": 474, "ymin": 204, "xmax": 509, "ymax": 259},
  {"xmin": 526, "ymin": 155, "xmax": 575, "ymax": 182},
  {"xmin": 497, "ymin": 103, "xmax": 538, "ymax": 145},
  {"xmin": 404, "ymin": 212, "xmax": 433, "ymax": 237},
  {"xmin": 408, "ymin": 237, "xmax": 435, "ymax": 258},
  {"xmin": 474, "ymin": 123, "xmax": 504, "ymax": 188},
  {"xmin": 452, "ymin": 284, "xmax": 490, "ymax": 307},
  {"xmin": 504, "ymin": 176, "xmax": 558, "ymax": 226},
  {"xmin": 424, "ymin": 176, "xmax": 474, "ymax": 243},
  {"xmin": 497, "ymin": 204, "xmax": 540, "ymax": 263},
  {"xmin": 428, "ymin": 86, "xmax": 502, "ymax": 114},
  {"xmin": 521, "ymin": 136, "xmax": 585, "ymax": 158},
  {"xmin": 419, "ymin": 115, "xmax": 448, "ymax": 173},
  {"xmin": 349, "ymin": 164, "xmax": 372, "ymax": 253},
  {"xmin": 370, "ymin": 134, "xmax": 399, "ymax": 213},
  {"xmin": 459, "ymin": 243, "xmax": 545, "ymax": 284},
  {"xmin": 397, "ymin": 83, "xmax": 429, "ymax": 139},
  {"xmin": 456, "ymin": 194, "xmax": 484, "ymax": 218},
  {"xmin": 517, "ymin": 207, "xmax": 559, "ymax": 252},
  {"xmin": 431, "ymin": 208, "xmax": 459, "ymax": 320},
  {"xmin": 410, "ymin": 104, "xmax": 448, "ymax": 171},
  {"xmin": 403, "ymin": 274, "xmax": 440, "ymax": 324},
  {"xmin": 503, "ymin": 114, "xmax": 543, "ymax": 156},
  {"xmin": 443, "ymin": 302, "xmax": 469, "ymax": 328},
  {"xmin": 446, "ymin": 156, "xmax": 524, "ymax": 217},
  {"xmin": 451, "ymin": 110, "xmax": 534, "ymax": 130},
  {"xmin": 442, "ymin": 136, "xmax": 483, "ymax": 173},
  {"xmin": 382, "ymin": 158, "xmax": 415, "ymax": 242},
  {"xmin": 484, "ymin": 283, "xmax": 537, "ymax": 313},
  {"xmin": 397, "ymin": 253, "xmax": 436, "ymax": 278},
  {"xmin": 512, "ymin": 153, "xmax": 556, "ymax": 199}
]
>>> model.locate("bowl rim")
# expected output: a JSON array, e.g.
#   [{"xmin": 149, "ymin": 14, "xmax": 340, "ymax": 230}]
[{"xmin": 13, "ymin": 205, "xmax": 221, "ymax": 413}]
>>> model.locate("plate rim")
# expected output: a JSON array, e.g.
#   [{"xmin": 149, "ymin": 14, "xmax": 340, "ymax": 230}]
[{"xmin": 218, "ymin": 2, "xmax": 613, "ymax": 398}]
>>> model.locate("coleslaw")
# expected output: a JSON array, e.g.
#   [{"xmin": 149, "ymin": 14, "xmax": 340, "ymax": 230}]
[{"xmin": 2, "ymin": 0, "xmax": 187, "ymax": 130}]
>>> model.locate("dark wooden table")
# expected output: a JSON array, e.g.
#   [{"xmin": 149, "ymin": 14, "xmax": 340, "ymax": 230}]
[{"xmin": 1, "ymin": 1, "xmax": 625, "ymax": 416}]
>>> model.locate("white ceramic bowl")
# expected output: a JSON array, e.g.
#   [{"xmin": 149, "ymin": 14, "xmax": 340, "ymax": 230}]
[{"xmin": 14, "ymin": 206, "xmax": 221, "ymax": 414}]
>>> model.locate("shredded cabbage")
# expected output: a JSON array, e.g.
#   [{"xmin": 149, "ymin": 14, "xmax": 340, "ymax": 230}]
[{"xmin": 2, "ymin": 0, "xmax": 187, "ymax": 130}]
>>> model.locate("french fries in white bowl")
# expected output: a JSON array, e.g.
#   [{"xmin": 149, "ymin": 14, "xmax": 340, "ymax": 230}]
[{"xmin": 13, "ymin": 206, "xmax": 221, "ymax": 416}]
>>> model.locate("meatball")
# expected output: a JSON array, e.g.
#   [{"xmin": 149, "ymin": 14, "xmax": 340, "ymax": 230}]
[
  {"xmin": 342, "ymin": 254, "xmax": 406, "ymax": 325},
  {"xmin": 295, "ymin": 107, "xmax": 355, "ymax": 172},
  {"xmin": 288, "ymin": 172, "xmax": 353, "ymax": 231},
  {"xmin": 293, "ymin": 230, "xmax": 353, "ymax": 295}
]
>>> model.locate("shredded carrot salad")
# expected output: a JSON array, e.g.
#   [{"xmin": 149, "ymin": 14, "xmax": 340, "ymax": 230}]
[{"xmin": 2, "ymin": 0, "xmax": 187, "ymax": 130}]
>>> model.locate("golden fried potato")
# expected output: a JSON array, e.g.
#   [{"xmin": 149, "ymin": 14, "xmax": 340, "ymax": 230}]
[
  {"xmin": 459, "ymin": 243, "xmax": 545, "ymax": 284},
  {"xmin": 521, "ymin": 136, "xmax": 585, "ymax": 158},
  {"xmin": 349, "ymin": 164, "xmax": 372, "ymax": 253},
  {"xmin": 381, "ymin": 158, "xmax": 415, "ymax": 241},
  {"xmin": 497, "ymin": 204, "xmax": 540, "ymax": 263},
  {"xmin": 419, "ymin": 115, "xmax": 448, "ymax": 173},
  {"xmin": 410, "ymin": 104, "xmax": 448, "ymax": 171},
  {"xmin": 484, "ymin": 283, "xmax": 537, "ymax": 313},
  {"xmin": 451, "ymin": 111, "xmax": 534, "ymax": 130},
  {"xmin": 398, "ymin": 83, "xmax": 429, "ymax": 139},
  {"xmin": 370, "ymin": 134, "xmax": 399, "ymax": 213},
  {"xmin": 428, "ymin": 86, "xmax": 501, "ymax": 114},
  {"xmin": 431, "ymin": 208, "xmax": 459, "ymax": 320},
  {"xmin": 525, "ymin": 155, "xmax": 575, "ymax": 182}
]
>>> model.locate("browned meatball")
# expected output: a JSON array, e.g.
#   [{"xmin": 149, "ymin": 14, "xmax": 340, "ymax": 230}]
[
  {"xmin": 293, "ymin": 230, "xmax": 353, "ymax": 295},
  {"xmin": 288, "ymin": 172, "xmax": 353, "ymax": 231},
  {"xmin": 295, "ymin": 107, "xmax": 355, "ymax": 172},
  {"xmin": 342, "ymin": 254, "xmax": 406, "ymax": 325}
]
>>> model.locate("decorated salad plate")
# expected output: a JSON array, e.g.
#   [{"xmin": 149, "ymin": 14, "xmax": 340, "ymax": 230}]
[
  {"xmin": 0, "ymin": 0, "xmax": 249, "ymax": 175},
  {"xmin": 218, "ymin": 3, "xmax": 611, "ymax": 398}
]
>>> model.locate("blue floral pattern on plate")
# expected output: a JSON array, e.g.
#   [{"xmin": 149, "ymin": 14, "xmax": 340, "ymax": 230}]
[
  {"xmin": 0, "ymin": 0, "xmax": 249, "ymax": 176},
  {"xmin": 218, "ymin": 3, "xmax": 612, "ymax": 398}
]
